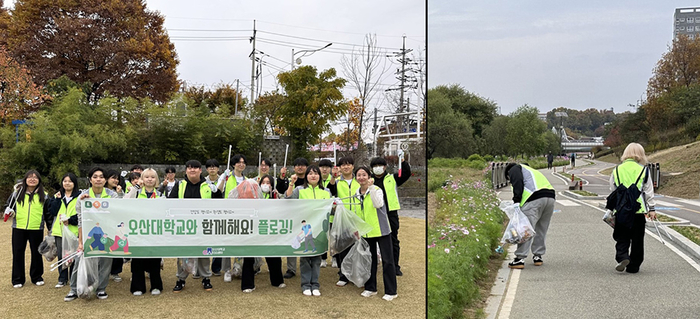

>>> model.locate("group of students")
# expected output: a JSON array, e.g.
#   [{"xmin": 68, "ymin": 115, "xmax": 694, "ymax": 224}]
[{"xmin": 4, "ymin": 153, "xmax": 411, "ymax": 302}]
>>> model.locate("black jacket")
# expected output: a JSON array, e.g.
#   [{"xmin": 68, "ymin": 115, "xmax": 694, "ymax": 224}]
[
  {"xmin": 507, "ymin": 164, "xmax": 555, "ymax": 204},
  {"xmin": 167, "ymin": 176, "xmax": 207, "ymax": 198}
]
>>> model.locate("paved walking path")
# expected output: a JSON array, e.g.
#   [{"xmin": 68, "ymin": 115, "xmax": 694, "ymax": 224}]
[{"xmin": 488, "ymin": 163, "xmax": 700, "ymax": 318}]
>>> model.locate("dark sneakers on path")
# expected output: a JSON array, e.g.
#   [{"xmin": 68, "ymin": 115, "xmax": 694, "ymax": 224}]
[
  {"xmin": 173, "ymin": 280, "xmax": 185, "ymax": 293},
  {"xmin": 202, "ymin": 278, "xmax": 213, "ymax": 291},
  {"xmin": 508, "ymin": 258, "xmax": 525, "ymax": 269},
  {"xmin": 533, "ymin": 255, "xmax": 543, "ymax": 266},
  {"xmin": 615, "ymin": 259, "xmax": 630, "ymax": 272}
]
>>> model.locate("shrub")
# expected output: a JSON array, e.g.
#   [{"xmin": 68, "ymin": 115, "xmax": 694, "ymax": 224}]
[
  {"xmin": 483, "ymin": 154, "xmax": 494, "ymax": 162},
  {"xmin": 467, "ymin": 154, "xmax": 484, "ymax": 162}
]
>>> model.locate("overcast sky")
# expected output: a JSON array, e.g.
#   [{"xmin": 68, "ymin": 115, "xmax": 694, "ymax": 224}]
[{"xmin": 429, "ymin": 1, "xmax": 695, "ymax": 115}]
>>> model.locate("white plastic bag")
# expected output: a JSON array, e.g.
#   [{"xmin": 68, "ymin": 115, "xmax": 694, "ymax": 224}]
[
  {"xmin": 76, "ymin": 255, "xmax": 99, "ymax": 299},
  {"xmin": 61, "ymin": 226, "xmax": 80, "ymax": 269},
  {"xmin": 182, "ymin": 258, "xmax": 197, "ymax": 275},
  {"xmin": 499, "ymin": 203, "xmax": 536, "ymax": 244},
  {"xmin": 38, "ymin": 235, "xmax": 57, "ymax": 262},
  {"xmin": 341, "ymin": 238, "xmax": 372, "ymax": 287},
  {"xmin": 603, "ymin": 210, "xmax": 615, "ymax": 228},
  {"xmin": 329, "ymin": 205, "xmax": 374, "ymax": 256},
  {"xmin": 291, "ymin": 235, "xmax": 302, "ymax": 249}
]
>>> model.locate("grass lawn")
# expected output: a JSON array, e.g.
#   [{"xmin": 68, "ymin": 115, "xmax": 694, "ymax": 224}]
[
  {"xmin": 669, "ymin": 225, "xmax": 700, "ymax": 246},
  {"xmin": 0, "ymin": 217, "xmax": 425, "ymax": 318},
  {"xmin": 571, "ymin": 190, "xmax": 598, "ymax": 197}
]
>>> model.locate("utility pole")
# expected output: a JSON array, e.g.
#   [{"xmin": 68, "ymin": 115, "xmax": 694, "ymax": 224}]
[
  {"xmin": 234, "ymin": 79, "xmax": 239, "ymax": 116},
  {"xmin": 386, "ymin": 35, "xmax": 413, "ymax": 135},
  {"xmin": 373, "ymin": 107, "xmax": 378, "ymax": 158},
  {"xmin": 250, "ymin": 20, "xmax": 257, "ymax": 105}
]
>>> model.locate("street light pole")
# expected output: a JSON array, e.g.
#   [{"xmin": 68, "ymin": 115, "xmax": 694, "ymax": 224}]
[{"xmin": 291, "ymin": 43, "xmax": 332, "ymax": 70}]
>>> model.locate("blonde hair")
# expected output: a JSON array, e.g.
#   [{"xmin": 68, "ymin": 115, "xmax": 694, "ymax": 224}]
[
  {"xmin": 620, "ymin": 143, "xmax": 647, "ymax": 165},
  {"xmin": 141, "ymin": 168, "xmax": 160, "ymax": 188}
]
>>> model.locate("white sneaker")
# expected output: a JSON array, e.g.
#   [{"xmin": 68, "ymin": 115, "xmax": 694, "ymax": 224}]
[
  {"xmin": 35, "ymin": 281, "xmax": 45, "ymax": 286},
  {"xmin": 332, "ymin": 259, "xmax": 338, "ymax": 268},
  {"xmin": 55, "ymin": 282, "xmax": 65, "ymax": 288},
  {"xmin": 224, "ymin": 271, "xmax": 232, "ymax": 283},
  {"xmin": 303, "ymin": 289, "xmax": 312, "ymax": 296},
  {"xmin": 382, "ymin": 294, "xmax": 398, "ymax": 301},
  {"xmin": 361, "ymin": 290, "xmax": 377, "ymax": 297},
  {"xmin": 320, "ymin": 260, "xmax": 327, "ymax": 268},
  {"xmin": 312, "ymin": 289, "xmax": 321, "ymax": 296},
  {"xmin": 242, "ymin": 288, "xmax": 255, "ymax": 293},
  {"xmin": 133, "ymin": 291, "xmax": 143, "ymax": 296},
  {"xmin": 277, "ymin": 283, "xmax": 287, "ymax": 288},
  {"xmin": 111, "ymin": 275, "xmax": 122, "ymax": 282},
  {"xmin": 13, "ymin": 284, "xmax": 22, "ymax": 288},
  {"xmin": 151, "ymin": 289, "xmax": 161, "ymax": 295},
  {"xmin": 336, "ymin": 280, "xmax": 348, "ymax": 287}
]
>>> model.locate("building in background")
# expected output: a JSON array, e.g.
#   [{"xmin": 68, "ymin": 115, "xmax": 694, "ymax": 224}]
[{"xmin": 675, "ymin": 7, "xmax": 700, "ymax": 40}]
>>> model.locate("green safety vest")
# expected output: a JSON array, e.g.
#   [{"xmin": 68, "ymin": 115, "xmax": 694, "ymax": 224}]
[
  {"xmin": 14, "ymin": 193, "xmax": 45, "ymax": 230},
  {"xmin": 51, "ymin": 197, "xmax": 78, "ymax": 237},
  {"xmin": 613, "ymin": 159, "xmax": 648, "ymax": 214},
  {"xmin": 178, "ymin": 180, "xmax": 212, "ymax": 199},
  {"xmin": 516, "ymin": 165, "xmax": 554, "ymax": 207},
  {"xmin": 224, "ymin": 174, "xmax": 243, "ymax": 199},
  {"xmin": 298, "ymin": 185, "xmax": 331, "ymax": 200},
  {"xmin": 336, "ymin": 177, "xmax": 360, "ymax": 223},
  {"xmin": 89, "ymin": 188, "xmax": 113, "ymax": 199},
  {"xmin": 383, "ymin": 175, "xmax": 401, "ymax": 211},
  {"xmin": 322, "ymin": 174, "xmax": 333, "ymax": 188},
  {"xmin": 351, "ymin": 188, "xmax": 390, "ymax": 238},
  {"xmin": 125, "ymin": 180, "xmax": 132, "ymax": 190}
]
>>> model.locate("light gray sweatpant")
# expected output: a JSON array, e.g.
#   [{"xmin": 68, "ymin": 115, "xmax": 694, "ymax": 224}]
[
  {"xmin": 515, "ymin": 197, "xmax": 555, "ymax": 259},
  {"xmin": 176, "ymin": 258, "xmax": 212, "ymax": 281}
]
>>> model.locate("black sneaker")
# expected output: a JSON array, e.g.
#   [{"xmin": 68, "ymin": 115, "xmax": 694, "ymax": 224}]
[
  {"xmin": 533, "ymin": 255, "xmax": 543, "ymax": 266},
  {"xmin": 283, "ymin": 270, "xmax": 296, "ymax": 279},
  {"xmin": 64, "ymin": 292, "xmax": 78, "ymax": 302},
  {"xmin": 615, "ymin": 259, "xmax": 630, "ymax": 272},
  {"xmin": 396, "ymin": 268, "xmax": 403, "ymax": 276},
  {"xmin": 202, "ymin": 278, "xmax": 213, "ymax": 291},
  {"xmin": 173, "ymin": 280, "xmax": 185, "ymax": 293},
  {"xmin": 96, "ymin": 291, "xmax": 108, "ymax": 300},
  {"xmin": 508, "ymin": 258, "xmax": 525, "ymax": 269}
]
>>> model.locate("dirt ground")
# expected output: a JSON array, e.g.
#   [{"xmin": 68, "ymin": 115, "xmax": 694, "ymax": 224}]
[{"xmin": 0, "ymin": 217, "xmax": 425, "ymax": 318}]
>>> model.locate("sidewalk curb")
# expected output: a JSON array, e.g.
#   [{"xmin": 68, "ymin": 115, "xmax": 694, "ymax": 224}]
[
  {"xmin": 485, "ymin": 245, "xmax": 516, "ymax": 319},
  {"xmin": 562, "ymin": 190, "xmax": 605, "ymax": 200}
]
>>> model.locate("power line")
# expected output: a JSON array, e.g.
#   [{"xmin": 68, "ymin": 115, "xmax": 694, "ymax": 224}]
[
  {"xmin": 257, "ymin": 30, "xmax": 399, "ymax": 51},
  {"xmin": 167, "ymin": 28, "xmax": 251, "ymax": 32},
  {"xmin": 257, "ymin": 20, "xmax": 425, "ymax": 39}
]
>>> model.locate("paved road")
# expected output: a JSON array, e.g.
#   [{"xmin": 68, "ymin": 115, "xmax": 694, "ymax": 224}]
[
  {"xmin": 562, "ymin": 159, "xmax": 700, "ymax": 227},
  {"xmin": 494, "ymin": 164, "xmax": 700, "ymax": 318}
]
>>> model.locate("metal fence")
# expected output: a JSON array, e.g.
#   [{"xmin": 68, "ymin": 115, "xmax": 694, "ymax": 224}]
[{"xmin": 491, "ymin": 162, "xmax": 509, "ymax": 189}]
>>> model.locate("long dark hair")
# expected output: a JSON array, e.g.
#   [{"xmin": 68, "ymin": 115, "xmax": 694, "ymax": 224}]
[
  {"xmin": 105, "ymin": 169, "xmax": 126, "ymax": 191},
  {"xmin": 302, "ymin": 165, "xmax": 324, "ymax": 190},
  {"xmin": 59, "ymin": 173, "xmax": 80, "ymax": 198},
  {"xmin": 17, "ymin": 170, "xmax": 46, "ymax": 206}
]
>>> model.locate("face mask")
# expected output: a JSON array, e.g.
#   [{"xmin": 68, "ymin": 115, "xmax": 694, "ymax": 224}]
[
  {"xmin": 373, "ymin": 166, "xmax": 385, "ymax": 175},
  {"xmin": 261, "ymin": 184, "xmax": 270, "ymax": 193}
]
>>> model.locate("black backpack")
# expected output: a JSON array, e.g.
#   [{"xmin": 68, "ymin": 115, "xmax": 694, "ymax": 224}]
[{"xmin": 605, "ymin": 166, "xmax": 646, "ymax": 230}]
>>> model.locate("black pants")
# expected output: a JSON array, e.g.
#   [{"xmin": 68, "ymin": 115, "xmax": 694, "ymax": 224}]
[
  {"xmin": 241, "ymin": 257, "xmax": 284, "ymax": 290},
  {"xmin": 211, "ymin": 257, "xmax": 222, "ymax": 274},
  {"xmin": 55, "ymin": 236, "xmax": 74, "ymax": 284},
  {"xmin": 365, "ymin": 235, "xmax": 397, "ymax": 295},
  {"xmin": 336, "ymin": 245, "xmax": 351, "ymax": 282},
  {"xmin": 613, "ymin": 214, "xmax": 646, "ymax": 272},
  {"xmin": 111, "ymin": 257, "xmax": 123, "ymax": 275},
  {"xmin": 131, "ymin": 258, "xmax": 163, "ymax": 293},
  {"xmin": 388, "ymin": 211, "xmax": 401, "ymax": 271},
  {"xmin": 547, "ymin": 162, "xmax": 553, "ymax": 169},
  {"xmin": 12, "ymin": 228, "xmax": 44, "ymax": 285}
]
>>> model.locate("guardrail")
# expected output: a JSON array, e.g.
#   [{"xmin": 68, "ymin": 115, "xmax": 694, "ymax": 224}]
[{"xmin": 491, "ymin": 162, "xmax": 509, "ymax": 189}]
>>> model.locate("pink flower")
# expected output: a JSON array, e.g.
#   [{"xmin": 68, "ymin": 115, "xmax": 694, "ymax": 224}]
[{"xmin": 444, "ymin": 248, "xmax": 450, "ymax": 254}]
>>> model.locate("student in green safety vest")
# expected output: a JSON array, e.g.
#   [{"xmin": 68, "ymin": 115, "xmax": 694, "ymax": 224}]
[
  {"xmin": 125, "ymin": 164, "xmax": 144, "ymax": 192},
  {"xmin": 168, "ymin": 160, "xmax": 215, "ymax": 293},
  {"xmin": 4, "ymin": 170, "xmax": 50, "ymax": 288},
  {"xmin": 214, "ymin": 154, "xmax": 248, "ymax": 282},
  {"xmin": 317, "ymin": 159, "xmax": 336, "ymax": 268},
  {"xmin": 370, "ymin": 152, "xmax": 411, "ymax": 276},
  {"xmin": 278, "ymin": 157, "xmax": 309, "ymax": 279},
  {"xmin": 504, "ymin": 162, "xmax": 556, "ymax": 269},
  {"xmin": 285, "ymin": 165, "xmax": 331, "ymax": 297},
  {"xmin": 608, "ymin": 143, "xmax": 656, "ymax": 273},
  {"xmin": 351, "ymin": 166, "xmax": 398, "ymax": 301},
  {"xmin": 45, "ymin": 173, "xmax": 80, "ymax": 289},
  {"xmin": 256, "ymin": 158, "xmax": 273, "ymax": 182},
  {"xmin": 255, "ymin": 175, "xmax": 286, "ymax": 290},
  {"xmin": 105, "ymin": 169, "xmax": 127, "ymax": 283},
  {"xmin": 124, "ymin": 168, "xmax": 164, "ymax": 295},
  {"xmin": 332, "ymin": 156, "xmax": 361, "ymax": 285},
  {"xmin": 70, "ymin": 167, "xmax": 120, "ymax": 301}
]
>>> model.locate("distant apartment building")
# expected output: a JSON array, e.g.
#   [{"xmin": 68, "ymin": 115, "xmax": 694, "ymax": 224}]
[
  {"xmin": 675, "ymin": 7, "xmax": 700, "ymax": 40},
  {"xmin": 538, "ymin": 113, "xmax": 547, "ymax": 122}
]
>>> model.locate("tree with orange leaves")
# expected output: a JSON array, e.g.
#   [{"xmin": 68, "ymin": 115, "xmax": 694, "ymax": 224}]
[{"xmin": 0, "ymin": 45, "xmax": 49, "ymax": 125}]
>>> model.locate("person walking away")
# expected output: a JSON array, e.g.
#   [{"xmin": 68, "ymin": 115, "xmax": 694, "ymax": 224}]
[
  {"xmin": 607, "ymin": 142, "xmax": 656, "ymax": 273},
  {"xmin": 505, "ymin": 163, "xmax": 556, "ymax": 269},
  {"xmin": 547, "ymin": 151, "xmax": 554, "ymax": 170}
]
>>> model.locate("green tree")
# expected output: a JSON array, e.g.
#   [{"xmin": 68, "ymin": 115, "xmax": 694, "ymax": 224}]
[
  {"xmin": 431, "ymin": 84, "xmax": 497, "ymax": 136},
  {"xmin": 5, "ymin": 0, "xmax": 179, "ymax": 103},
  {"xmin": 427, "ymin": 88, "xmax": 474, "ymax": 159},
  {"xmin": 276, "ymin": 66, "xmax": 346, "ymax": 159},
  {"xmin": 0, "ymin": 45, "xmax": 49, "ymax": 125},
  {"xmin": 506, "ymin": 105, "xmax": 547, "ymax": 157}
]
